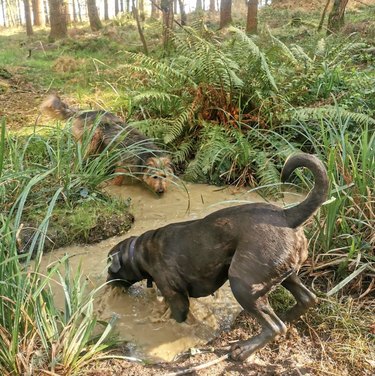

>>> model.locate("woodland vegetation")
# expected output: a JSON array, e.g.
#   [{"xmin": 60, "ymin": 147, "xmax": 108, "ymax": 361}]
[{"xmin": 0, "ymin": 0, "xmax": 374, "ymax": 374}]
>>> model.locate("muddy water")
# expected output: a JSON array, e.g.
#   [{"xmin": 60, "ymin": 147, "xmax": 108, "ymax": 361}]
[{"xmin": 42, "ymin": 181, "xmax": 300, "ymax": 362}]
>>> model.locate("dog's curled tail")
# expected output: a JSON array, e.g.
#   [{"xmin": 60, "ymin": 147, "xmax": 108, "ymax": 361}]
[
  {"xmin": 281, "ymin": 153, "xmax": 329, "ymax": 228},
  {"xmin": 40, "ymin": 94, "xmax": 76, "ymax": 121}
]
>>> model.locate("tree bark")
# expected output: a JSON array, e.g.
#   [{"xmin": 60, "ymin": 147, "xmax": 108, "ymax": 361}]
[
  {"xmin": 23, "ymin": 0, "xmax": 33, "ymax": 35},
  {"xmin": 103, "ymin": 0, "xmax": 108, "ymax": 20},
  {"xmin": 178, "ymin": 0, "xmax": 186, "ymax": 25},
  {"xmin": 195, "ymin": 0, "xmax": 202, "ymax": 11},
  {"xmin": 209, "ymin": 0, "xmax": 215, "ymax": 12},
  {"xmin": 219, "ymin": 0, "xmax": 231, "ymax": 29},
  {"xmin": 1, "ymin": 0, "xmax": 7, "ymax": 26},
  {"xmin": 132, "ymin": 0, "xmax": 148, "ymax": 54},
  {"xmin": 327, "ymin": 0, "xmax": 349, "ymax": 34},
  {"xmin": 161, "ymin": 0, "xmax": 173, "ymax": 50},
  {"xmin": 151, "ymin": 0, "xmax": 160, "ymax": 18},
  {"xmin": 87, "ymin": 0, "xmax": 102, "ymax": 31},
  {"xmin": 115, "ymin": 0, "xmax": 119, "ymax": 15},
  {"xmin": 318, "ymin": 0, "xmax": 331, "ymax": 32},
  {"xmin": 31, "ymin": 0, "xmax": 45, "ymax": 26},
  {"xmin": 246, "ymin": 0, "xmax": 257, "ymax": 34},
  {"xmin": 139, "ymin": 0, "xmax": 145, "ymax": 21},
  {"xmin": 48, "ymin": 0, "xmax": 68, "ymax": 40}
]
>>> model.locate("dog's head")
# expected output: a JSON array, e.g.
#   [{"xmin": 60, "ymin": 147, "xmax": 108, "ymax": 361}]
[
  {"xmin": 142, "ymin": 156, "xmax": 173, "ymax": 195},
  {"xmin": 107, "ymin": 237, "xmax": 142, "ymax": 287}
]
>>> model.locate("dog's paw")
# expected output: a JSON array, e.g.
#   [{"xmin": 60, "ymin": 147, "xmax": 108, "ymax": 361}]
[{"xmin": 230, "ymin": 341, "xmax": 254, "ymax": 361}]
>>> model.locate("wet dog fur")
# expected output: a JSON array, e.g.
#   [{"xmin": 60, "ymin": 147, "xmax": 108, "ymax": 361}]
[
  {"xmin": 40, "ymin": 94, "xmax": 173, "ymax": 194},
  {"xmin": 107, "ymin": 153, "xmax": 329, "ymax": 361}
]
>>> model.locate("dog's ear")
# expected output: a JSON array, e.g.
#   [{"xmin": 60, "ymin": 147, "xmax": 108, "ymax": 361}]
[
  {"xmin": 160, "ymin": 157, "xmax": 174, "ymax": 173},
  {"xmin": 108, "ymin": 251, "xmax": 121, "ymax": 274}
]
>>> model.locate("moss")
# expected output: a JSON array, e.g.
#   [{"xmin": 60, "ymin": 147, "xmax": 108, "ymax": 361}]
[{"xmin": 18, "ymin": 198, "xmax": 134, "ymax": 253}]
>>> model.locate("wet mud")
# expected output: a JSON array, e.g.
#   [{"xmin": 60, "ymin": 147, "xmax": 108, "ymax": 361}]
[{"xmin": 41, "ymin": 180, "xmax": 300, "ymax": 362}]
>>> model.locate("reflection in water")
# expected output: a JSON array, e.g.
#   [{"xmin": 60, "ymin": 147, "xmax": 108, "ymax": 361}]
[{"xmin": 41, "ymin": 181, "xmax": 300, "ymax": 361}]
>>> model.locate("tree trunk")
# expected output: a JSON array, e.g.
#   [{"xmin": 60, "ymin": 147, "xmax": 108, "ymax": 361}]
[
  {"xmin": 103, "ymin": 0, "xmax": 109, "ymax": 20},
  {"xmin": 246, "ymin": 0, "xmax": 257, "ymax": 34},
  {"xmin": 161, "ymin": 0, "xmax": 173, "ymax": 50},
  {"xmin": 151, "ymin": 0, "xmax": 159, "ymax": 18},
  {"xmin": 327, "ymin": 0, "xmax": 348, "ymax": 34},
  {"xmin": 48, "ymin": 0, "xmax": 68, "ymax": 40},
  {"xmin": 132, "ymin": 0, "xmax": 148, "ymax": 54},
  {"xmin": 115, "ymin": 0, "xmax": 119, "ymax": 15},
  {"xmin": 1, "ymin": 0, "xmax": 7, "ymax": 26},
  {"xmin": 72, "ymin": 0, "xmax": 77, "ymax": 22},
  {"xmin": 31, "ymin": 0, "xmax": 45, "ymax": 26},
  {"xmin": 44, "ymin": 0, "xmax": 49, "ymax": 24},
  {"xmin": 195, "ymin": 0, "xmax": 202, "ymax": 11},
  {"xmin": 219, "ymin": 0, "xmax": 231, "ymax": 29},
  {"xmin": 77, "ymin": 0, "xmax": 82, "ymax": 22},
  {"xmin": 178, "ymin": 0, "xmax": 186, "ymax": 25},
  {"xmin": 209, "ymin": 0, "xmax": 215, "ymax": 12},
  {"xmin": 23, "ymin": 0, "xmax": 33, "ymax": 35},
  {"xmin": 120, "ymin": 0, "xmax": 124, "ymax": 12},
  {"xmin": 139, "ymin": 0, "xmax": 145, "ymax": 21},
  {"xmin": 87, "ymin": 0, "xmax": 102, "ymax": 31},
  {"xmin": 318, "ymin": 0, "xmax": 331, "ymax": 32}
]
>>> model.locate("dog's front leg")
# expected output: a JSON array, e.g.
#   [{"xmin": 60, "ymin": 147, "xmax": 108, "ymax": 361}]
[
  {"xmin": 157, "ymin": 282, "xmax": 190, "ymax": 323},
  {"xmin": 229, "ymin": 276, "xmax": 287, "ymax": 361}
]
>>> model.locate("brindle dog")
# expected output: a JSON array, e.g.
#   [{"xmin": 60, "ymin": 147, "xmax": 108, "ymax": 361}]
[
  {"xmin": 107, "ymin": 153, "xmax": 329, "ymax": 360},
  {"xmin": 40, "ymin": 94, "xmax": 173, "ymax": 194}
]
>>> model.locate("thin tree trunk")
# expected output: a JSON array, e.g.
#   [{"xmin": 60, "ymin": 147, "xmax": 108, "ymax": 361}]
[
  {"xmin": 161, "ymin": 0, "xmax": 173, "ymax": 50},
  {"xmin": 219, "ymin": 0, "xmax": 231, "ymax": 29},
  {"xmin": 196, "ymin": 0, "xmax": 202, "ymax": 11},
  {"xmin": 32, "ymin": 0, "xmax": 44, "ymax": 25},
  {"xmin": 77, "ymin": 0, "xmax": 82, "ymax": 21},
  {"xmin": 151, "ymin": 0, "xmax": 159, "ymax": 18},
  {"xmin": 177, "ymin": 0, "xmax": 186, "ymax": 25},
  {"xmin": 327, "ymin": 0, "xmax": 348, "ymax": 34},
  {"xmin": 48, "ymin": 0, "xmax": 68, "ymax": 40},
  {"xmin": 87, "ymin": 0, "xmax": 102, "ymax": 31},
  {"xmin": 18, "ymin": 0, "xmax": 22, "ymax": 25},
  {"xmin": 103, "ymin": 0, "xmax": 108, "ymax": 19},
  {"xmin": 72, "ymin": 0, "xmax": 77, "ymax": 22},
  {"xmin": 209, "ymin": 0, "xmax": 215, "ymax": 12},
  {"xmin": 115, "ymin": 0, "xmax": 119, "ymax": 15},
  {"xmin": 132, "ymin": 0, "xmax": 148, "ymax": 54},
  {"xmin": 120, "ymin": 0, "xmax": 124, "ymax": 12},
  {"xmin": 1, "ymin": 0, "xmax": 6, "ymax": 26},
  {"xmin": 23, "ymin": 0, "xmax": 33, "ymax": 35},
  {"xmin": 139, "ymin": 0, "xmax": 145, "ymax": 21},
  {"xmin": 318, "ymin": 0, "xmax": 331, "ymax": 31},
  {"xmin": 246, "ymin": 0, "xmax": 257, "ymax": 34},
  {"xmin": 44, "ymin": 0, "xmax": 49, "ymax": 24}
]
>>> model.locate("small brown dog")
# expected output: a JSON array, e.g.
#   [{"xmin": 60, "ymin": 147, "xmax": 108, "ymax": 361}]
[
  {"xmin": 40, "ymin": 94, "xmax": 173, "ymax": 194},
  {"xmin": 107, "ymin": 153, "xmax": 329, "ymax": 361}
]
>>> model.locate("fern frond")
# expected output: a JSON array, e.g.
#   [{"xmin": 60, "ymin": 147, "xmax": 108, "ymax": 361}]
[
  {"xmin": 289, "ymin": 106, "xmax": 375, "ymax": 126},
  {"xmin": 267, "ymin": 28, "xmax": 299, "ymax": 66},
  {"xmin": 164, "ymin": 102, "xmax": 198, "ymax": 144},
  {"xmin": 132, "ymin": 91, "xmax": 178, "ymax": 104},
  {"xmin": 229, "ymin": 27, "xmax": 278, "ymax": 92}
]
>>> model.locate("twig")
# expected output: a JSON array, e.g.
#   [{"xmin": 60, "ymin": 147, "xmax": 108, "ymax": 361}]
[{"xmin": 164, "ymin": 353, "xmax": 230, "ymax": 376}]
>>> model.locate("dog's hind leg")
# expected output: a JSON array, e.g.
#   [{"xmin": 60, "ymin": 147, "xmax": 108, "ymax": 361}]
[
  {"xmin": 281, "ymin": 272, "xmax": 317, "ymax": 323},
  {"xmin": 229, "ymin": 275, "xmax": 287, "ymax": 361}
]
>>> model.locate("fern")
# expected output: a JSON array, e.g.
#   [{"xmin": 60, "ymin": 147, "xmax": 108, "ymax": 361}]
[{"xmin": 289, "ymin": 106, "xmax": 375, "ymax": 126}]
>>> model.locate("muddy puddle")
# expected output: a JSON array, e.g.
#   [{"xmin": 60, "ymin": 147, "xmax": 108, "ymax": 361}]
[{"xmin": 41, "ymin": 181, "xmax": 301, "ymax": 362}]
